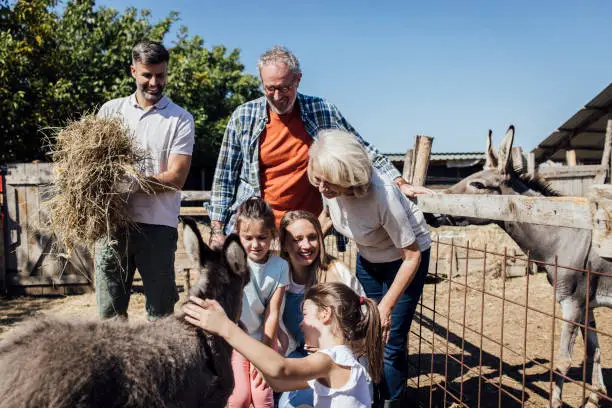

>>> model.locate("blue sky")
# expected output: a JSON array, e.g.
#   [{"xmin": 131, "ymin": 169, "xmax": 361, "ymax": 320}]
[{"xmin": 98, "ymin": 0, "xmax": 611, "ymax": 154}]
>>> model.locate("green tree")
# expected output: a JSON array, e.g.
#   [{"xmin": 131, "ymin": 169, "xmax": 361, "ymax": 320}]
[
  {"xmin": 168, "ymin": 28, "xmax": 261, "ymax": 166},
  {"xmin": 0, "ymin": 0, "xmax": 260, "ymax": 165},
  {"xmin": 0, "ymin": 0, "xmax": 59, "ymax": 161}
]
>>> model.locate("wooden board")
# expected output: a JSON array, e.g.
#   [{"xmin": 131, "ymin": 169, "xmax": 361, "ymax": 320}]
[
  {"xmin": 15, "ymin": 186, "xmax": 29, "ymax": 277},
  {"xmin": 538, "ymin": 164, "xmax": 605, "ymax": 178},
  {"xmin": 5, "ymin": 162, "xmax": 53, "ymax": 185},
  {"xmin": 180, "ymin": 207, "xmax": 208, "ymax": 217},
  {"xmin": 415, "ymin": 194, "xmax": 591, "ymax": 229},
  {"xmin": 180, "ymin": 190, "xmax": 211, "ymax": 201},
  {"xmin": 5, "ymin": 184, "xmax": 17, "ymax": 272},
  {"xmin": 0, "ymin": 176, "xmax": 4, "ymax": 294},
  {"xmin": 25, "ymin": 163, "xmax": 44, "ymax": 277}
]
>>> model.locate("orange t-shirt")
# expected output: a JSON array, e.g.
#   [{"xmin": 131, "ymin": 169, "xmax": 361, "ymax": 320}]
[{"xmin": 259, "ymin": 108, "xmax": 323, "ymax": 226}]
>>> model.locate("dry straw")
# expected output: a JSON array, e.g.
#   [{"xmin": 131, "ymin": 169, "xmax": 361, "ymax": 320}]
[{"xmin": 46, "ymin": 114, "xmax": 153, "ymax": 249}]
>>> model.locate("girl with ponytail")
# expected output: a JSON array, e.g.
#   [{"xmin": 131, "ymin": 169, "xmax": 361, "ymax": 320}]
[{"xmin": 184, "ymin": 282, "xmax": 382, "ymax": 408}]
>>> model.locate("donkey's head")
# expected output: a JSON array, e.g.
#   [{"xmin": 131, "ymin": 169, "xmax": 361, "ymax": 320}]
[
  {"xmin": 182, "ymin": 218, "xmax": 249, "ymax": 322},
  {"xmin": 446, "ymin": 125, "xmax": 558, "ymax": 198},
  {"xmin": 443, "ymin": 126, "xmax": 558, "ymax": 226}
]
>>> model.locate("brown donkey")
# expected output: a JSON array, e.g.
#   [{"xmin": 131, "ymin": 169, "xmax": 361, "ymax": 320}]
[{"xmin": 0, "ymin": 219, "xmax": 249, "ymax": 408}]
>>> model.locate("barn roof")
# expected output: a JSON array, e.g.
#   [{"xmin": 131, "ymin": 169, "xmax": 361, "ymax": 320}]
[
  {"xmin": 383, "ymin": 152, "xmax": 485, "ymax": 162},
  {"xmin": 532, "ymin": 82, "xmax": 612, "ymax": 163}
]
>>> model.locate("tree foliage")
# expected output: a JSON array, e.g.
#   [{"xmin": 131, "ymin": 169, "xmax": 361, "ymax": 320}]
[{"xmin": 0, "ymin": 0, "xmax": 261, "ymax": 165}]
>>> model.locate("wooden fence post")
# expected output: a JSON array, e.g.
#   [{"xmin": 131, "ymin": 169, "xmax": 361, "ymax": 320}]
[
  {"xmin": 588, "ymin": 184, "xmax": 612, "ymax": 258},
  {"xmin": 601, "ymin": 114, "xmax": 612, "ymax": 183},
  {"xmin": 402, "ymin": 148, "xmax": 414, "ymax": 184},
  {"xmin": 512, "ymin": 146, "xmax": 525, "ymax": 172},
  {"xmin": 411, "ymin": 135, "xmax": 433, "ymax": 187},
  {"xmin": 0, "ymin": 171, "xmax": 5, "ymax": 295},
  {"xmin": 566, "ymin": 150, "xmax": 577, "ymax": 166},
  {"xmin": 527, "ymin": 152, "xmax": 536, "ymax": 177}
]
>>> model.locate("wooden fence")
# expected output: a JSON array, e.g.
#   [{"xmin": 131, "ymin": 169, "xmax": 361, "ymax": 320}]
[
  {"xmin": 536, "ymin": 164, "xmax": 606, "ymax": 196},
  {"xmin": 2, "ymin": 163, "xmax": 92, "ymax": 295},
  {"xmin": 5, "ymin": 161, "xmax": 612, "ymax": 294},
  {"xmin": 0, "ymin": 163, "xmax": 211, "ymax": 295}
]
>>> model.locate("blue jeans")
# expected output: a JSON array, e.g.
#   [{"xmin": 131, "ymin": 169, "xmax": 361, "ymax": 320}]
[{"xmin": 355, "ymin": 249, "xmax": 430, "ymax": 401}]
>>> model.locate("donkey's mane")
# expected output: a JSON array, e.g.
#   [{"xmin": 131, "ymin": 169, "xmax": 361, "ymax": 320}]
[{"xmin": 512, "ymin": 167, "xmax": 560, "ymax": 197}]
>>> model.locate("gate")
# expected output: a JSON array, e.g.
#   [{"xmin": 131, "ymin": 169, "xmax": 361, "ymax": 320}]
[{"xmin": 3, "ymin": 163, "xmax": 92, "ymax": 294}]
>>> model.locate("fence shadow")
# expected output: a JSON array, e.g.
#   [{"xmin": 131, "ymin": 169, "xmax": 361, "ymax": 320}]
[
  {"xmin": 0, "ymin": 294, "xmax": 65, "ymax": 337},
  {"xmin": 407, "ymin": 312, "xmax": 611, "ymax": 407}
]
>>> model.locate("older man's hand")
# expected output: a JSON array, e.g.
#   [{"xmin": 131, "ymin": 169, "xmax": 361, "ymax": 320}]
[
  {"xmin": 399, "ymin": 183, "xmax": 436, "ymax": 198},
  {"xmin": 209, "ymin": 232, "xmax": 226, "ymax": 250}
]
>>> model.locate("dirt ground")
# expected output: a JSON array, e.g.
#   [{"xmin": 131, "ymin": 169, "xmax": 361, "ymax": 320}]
[
  {"xmin": 1, "ymin": 225, "xmax": 610, "ymax": 408},
  {"xmin": 0, "ymin": 222, "xmax": 205, "ymax": 338},
  {"xmin": 406, "ymin": 272, "xmax": 612, "ymax": 408}
]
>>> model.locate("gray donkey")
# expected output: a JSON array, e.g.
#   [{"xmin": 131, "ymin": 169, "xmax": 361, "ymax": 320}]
[
  {"xmin": 445, "ymin": 126, "xmax": 610, "ymax": 408},
  {"xmin": 0, "ymin": 219, "xmax": 249, "ymax": 408}
]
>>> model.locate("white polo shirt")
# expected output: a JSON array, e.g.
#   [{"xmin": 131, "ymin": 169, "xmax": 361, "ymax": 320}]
[{"xmin": 98, "ymin": 94, "xmax": 195, "ymax": 228}]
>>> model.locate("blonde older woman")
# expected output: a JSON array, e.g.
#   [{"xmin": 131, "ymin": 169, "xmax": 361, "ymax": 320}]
[{"xmin": 308, "ymin": 129, "xmax": 431, "ymax": 408}]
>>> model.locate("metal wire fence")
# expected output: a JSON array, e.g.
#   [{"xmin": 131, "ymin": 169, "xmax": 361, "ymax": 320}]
[{"xmin": 324, "ymin": 233, "xmax": 611, "ymax": 408}]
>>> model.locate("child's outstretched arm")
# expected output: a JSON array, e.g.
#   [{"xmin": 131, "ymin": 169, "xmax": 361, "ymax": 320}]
[{"xmin": 183, "ymin": 296, "xmax": 332, "ymax": 392}]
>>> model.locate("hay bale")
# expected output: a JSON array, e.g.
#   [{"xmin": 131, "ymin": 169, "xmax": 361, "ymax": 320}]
[{"xmin": 45, "ymin": 115, "xmax": 152, "ymax": 249}]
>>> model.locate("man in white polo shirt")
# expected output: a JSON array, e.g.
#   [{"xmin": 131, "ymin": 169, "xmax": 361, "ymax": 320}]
[{"xmin": 95, "ymin": 40, "xmax": 195, "ymax": 321}]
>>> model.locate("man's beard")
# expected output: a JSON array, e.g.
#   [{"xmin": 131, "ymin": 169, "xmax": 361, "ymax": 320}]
[
  {"xmin": 138, "ymin": 83, "xmax": 164, "ymax": 103},
  {"xmin": 267, "ymin": 95, "xmax": 296, "ymax": 115}
]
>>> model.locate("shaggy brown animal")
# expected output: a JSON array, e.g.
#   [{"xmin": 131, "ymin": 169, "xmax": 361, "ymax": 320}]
[{"xmin": 0, "ymin": 221, "xmax": 249, "ymax": 408}]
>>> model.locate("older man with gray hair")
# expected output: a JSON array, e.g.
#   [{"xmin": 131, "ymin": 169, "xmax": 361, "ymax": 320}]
[{"xmin": 209, "ymin": 46, "xmax": 427, "ymax": 248}]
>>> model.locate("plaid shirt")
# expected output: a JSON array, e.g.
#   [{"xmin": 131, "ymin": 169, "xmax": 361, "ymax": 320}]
[{"xmin": 210, "ymin": 93, "xmax": 401, "ymax": 229}]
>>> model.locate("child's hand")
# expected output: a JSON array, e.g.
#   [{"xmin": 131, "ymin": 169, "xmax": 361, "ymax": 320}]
[
  {"xmin": 250, "ymin": 365, "xmax": 268, "ymax": 388},
  {"xmin": 183, "ymin": 297, "xmax": 232, "ymax": 337},
  {"xmin": 304, "ymin": 344, "xmax": 319, "ymax": 354}
]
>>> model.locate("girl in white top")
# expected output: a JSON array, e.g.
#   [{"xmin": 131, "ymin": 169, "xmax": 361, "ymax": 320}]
[
  {"xmin": 230, "ymin": 197, "xmax": 289, "ymax": 408},
  {"xmin": 184, "ymin": 282, "xmax": 383, "ymax": 408}
]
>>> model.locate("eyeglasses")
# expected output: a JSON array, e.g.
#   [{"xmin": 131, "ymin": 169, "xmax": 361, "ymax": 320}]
[
  {"xmin": 312, "ymin": 175, "xmax": 356, "ymax": 197},
  {"xmin": 312, "ymin": 177, "xmax": 342, "ymax": 192},
  {"xmin": 263, "ymin": 81, "xmax": 296, "ymax": 95}
]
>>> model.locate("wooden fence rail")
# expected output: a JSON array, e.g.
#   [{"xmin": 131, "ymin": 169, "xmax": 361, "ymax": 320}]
[
  {"xmin": 414, "ymin": 194, "xmax": 591, "ymax": 229},
  {"xmin": 180, "ymin": 184, "xmax": 612, "ymax": 258}
]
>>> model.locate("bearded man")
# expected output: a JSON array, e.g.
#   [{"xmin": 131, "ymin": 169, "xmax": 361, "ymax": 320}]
[{"xmin": 95, "ymin": 40, "xmax": 194, "ymax": 321}]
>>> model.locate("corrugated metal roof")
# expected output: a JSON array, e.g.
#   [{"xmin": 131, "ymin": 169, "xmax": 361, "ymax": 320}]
[
  {"xmin": 532, "ymin": 83, "xmax": 612, "ymax": 163},
  {"xmin": 383, "ymin": 152, "xmax": 485, "ymax": 162}
]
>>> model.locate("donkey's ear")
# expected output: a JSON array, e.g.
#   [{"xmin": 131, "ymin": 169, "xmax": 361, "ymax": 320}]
[
  {"xmin": 182, "ymin": 217, "xmax": 212, "ymax": 265},
  {"xmin": 222, "ymin": 234, "xmax": 248, "ymax": 279},
  {"xmin": 484, "ymin": 129, "xmax": 498, "ymax": 170},
  {"xmin": 497, "ymin": 125, "xmax": 515, "ymax": 175}
]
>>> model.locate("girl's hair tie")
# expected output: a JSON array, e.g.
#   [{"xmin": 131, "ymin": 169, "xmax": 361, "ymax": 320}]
[{"xmin": 359, "ymin": 296, "xmax": 365, "ymax": 305}]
